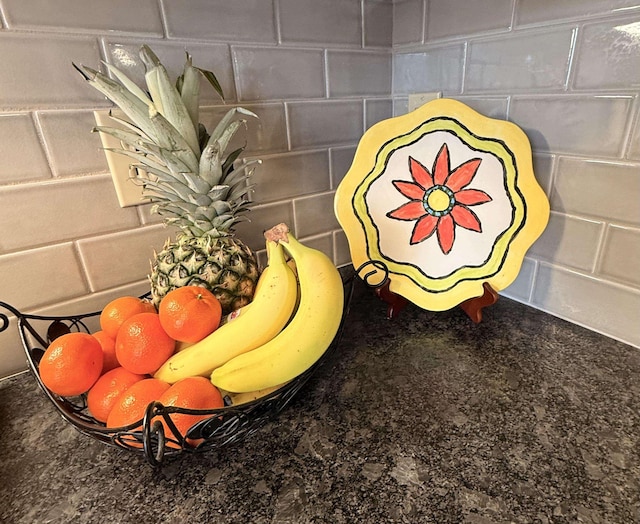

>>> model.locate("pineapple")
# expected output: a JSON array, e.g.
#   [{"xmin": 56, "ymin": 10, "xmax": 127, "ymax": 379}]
[{"xmin": 75, "ymin": 45, "xmax": 260, "ymax": 313}]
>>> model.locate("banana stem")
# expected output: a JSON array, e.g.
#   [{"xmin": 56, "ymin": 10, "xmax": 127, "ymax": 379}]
[{"xmin": 264, "ymin": 223, "xmax": 291, "ymax": 244}]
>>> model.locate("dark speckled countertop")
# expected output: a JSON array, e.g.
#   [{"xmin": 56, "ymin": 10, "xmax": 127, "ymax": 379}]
[{"xmin": 1, "ymin": 277, "xmax": 639, "ymax": 523}]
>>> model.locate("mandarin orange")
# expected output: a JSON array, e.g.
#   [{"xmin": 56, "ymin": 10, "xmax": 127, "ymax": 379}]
[
  {"xmin": 87, "ymin": 367, "xmax": 146, "ymax": 423},
  {"xmin": 156, "ymin": 376, "xmax": 224, "ymax": 448},
  {"xmin": 106, "ymin": 377, "xmax": 170, "ymax": 429},
  {"xmin": 99, "ymin": 296, "xmax": 156, "ymax": 339},
  {"xmin": 158, "ymin": 286, "xmax": 222, "ymax": 343},
  {"xmin": 39, "ymin": 332, "xmax": 103, "ymax": 397},
  {"xmin": 115, "ymin": 312, "xmax": 176, "ymax": 375},
  {"xmin": 92, "ymin": 330, "xmax": 119, "ymax": 374}
]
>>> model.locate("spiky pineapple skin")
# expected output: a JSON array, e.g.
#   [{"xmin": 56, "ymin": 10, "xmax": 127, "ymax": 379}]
[{"xmin": 150, "ymin": 234, "xmax": 260, "ymax": 314}]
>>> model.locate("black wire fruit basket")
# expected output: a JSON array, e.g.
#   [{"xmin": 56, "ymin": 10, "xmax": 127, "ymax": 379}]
[{"xmin": 0, "ymin": 270, "xmax": 354, "ymax": 467}]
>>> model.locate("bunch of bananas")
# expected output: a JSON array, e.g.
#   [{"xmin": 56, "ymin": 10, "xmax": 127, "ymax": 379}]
[{"xmin": 154, "ymin": 223, "xmax": 344, "ymax": 398}]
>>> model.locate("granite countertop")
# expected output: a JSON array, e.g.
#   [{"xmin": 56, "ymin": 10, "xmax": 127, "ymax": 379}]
[{"xmin": 1, "ymin": 277, "xmax": 639, "ymax": 523}]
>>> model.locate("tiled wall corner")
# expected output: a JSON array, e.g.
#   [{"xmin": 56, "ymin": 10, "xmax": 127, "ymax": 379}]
[
  {"xmin": 0, "ymin": 0, "xmax": 387, "ymax": 378},
  {"xmin": 393, "ymin": 1, "xmax": 640, "ymax": 349}
]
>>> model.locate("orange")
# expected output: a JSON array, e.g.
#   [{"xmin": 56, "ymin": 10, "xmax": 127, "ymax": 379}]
[
  {"xmin": 158, "ymin": 286, "xmax": 222, "ymax": 343},
  {"xmin": 92, "ymin": 330, "xmax": 119, "ymax": 374},
  {"xmin": 99, "ymin": 296, "xmax": 156, "ymax": 339},
  {"xmin": 106, "ymin": 377, "xmax": 170, "ymax": 429},
  {"xmin": 87, "ymin": 367, "xmax": 146, "ymax": 423},
  {"xmin": 156, "ymin": 377, "xmax": 224, "ymax": 448},
  {"xmin": 115, "ymin": 312, "xmax": 176, "ymax": 375},
  {"xmin": 39, "ymin": 332, "xmax": 103, "ymax": 397}
]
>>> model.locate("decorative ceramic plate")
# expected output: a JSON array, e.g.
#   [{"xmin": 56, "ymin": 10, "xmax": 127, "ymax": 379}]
[{"xmin": 334, "ymin": 98, "xmax": 549, "ymax": 311}]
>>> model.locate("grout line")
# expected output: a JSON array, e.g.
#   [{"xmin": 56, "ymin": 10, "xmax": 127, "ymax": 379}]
[
  {"xmin": 156, "ymin": 0, "xmax": 170, "ymax": 40},
  {"xmin": 523, "ymin": 257, "xmax": 538, "ymax": 304},
  {"xmin": 360, "ymin": 0, "xmax": 365, "ymax": 49},
  {"xmin": 323, "ymin": 49, "xmax": 330, "ymax": 98},
  {"xmin": 592, "ymin": 222, "xmax": 610, "ymax": 275},
  {"xmin": 283, "ymin": 101, "xmax": 292, "ymax": 151},
  {"xmin": 0, "ymin": 0, "xmax": 9, "ymax": 28},
  {"xmin": 420, "ymin": 0, "xmax": 427, "ymax": 44},
  {"xmin": 228, "ymin": 43, "xmax": 241, "ymax": 104},
  {"xmin": 621, "ymin": 94, "xmax": 640, "ymax": 160},
  {"xmin": 30, "ymin": 111, "xmax": 56, "ymax": 178},
  {"xmin": 460, "ymin": 41, "xmax": 468, "ymax": 95},
  {"xmin": 564, "ymin": 25, "xmax": 580, "ymax": 92},
  {"xmin": 73, "ymin": 240, "xmax": 95, "ymax": 294},
  {"xmin": 274, "ymin": 0, "xmax": 283, "ymax": 45},
  {"xmin": 509, "ymin": 0, "xmax": 517, "ymax": 30}
]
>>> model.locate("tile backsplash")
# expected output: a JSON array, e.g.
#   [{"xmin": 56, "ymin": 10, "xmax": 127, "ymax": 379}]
[
  {"xmin": 0, "ymin": 0, "xmax": 638, "ymax": 379},
  {"xmin": 393, "ymin": 0, "xmax": 640, "ymax": 348}
]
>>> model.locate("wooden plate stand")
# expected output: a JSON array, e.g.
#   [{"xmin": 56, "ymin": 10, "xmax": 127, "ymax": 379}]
[{"xmin": 374, "ymin": 281, "xmax": 498, "ymax": 324}]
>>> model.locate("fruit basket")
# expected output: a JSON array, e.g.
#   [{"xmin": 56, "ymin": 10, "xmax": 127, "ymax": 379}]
[{"xmin": 0, "ymin": 270, "xmax": 354, "ymax": 467}]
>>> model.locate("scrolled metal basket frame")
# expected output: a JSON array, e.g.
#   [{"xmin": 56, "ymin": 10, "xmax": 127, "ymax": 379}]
[{"xmin": 0, "ymin": 270, "xmax": 354, "ymax": 467}]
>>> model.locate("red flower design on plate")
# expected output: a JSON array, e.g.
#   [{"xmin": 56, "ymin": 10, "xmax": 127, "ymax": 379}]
[{"xmin": 386, "ymin": 143, "xmax": 492, "ymax": 254}]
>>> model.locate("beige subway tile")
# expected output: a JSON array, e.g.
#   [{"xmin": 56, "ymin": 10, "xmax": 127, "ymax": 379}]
[
  {"xmin": 294, "ymin": 192, "xmax": 340, "ymax": 238},
  {"xmin": 334, "ymin": 229, "xmax": 352, "ymax": 267},
  {"xmin": 78, "ymin": 225, "xmax": 173, "ymax": 292},
  {"xmin": 288, "ymin": 100, "xmax": 363, "ymax": 149},
  {"xmin": 331, "ymin": 146, "xmax": 357, "ymax": 189},
  {"xmin": 427, "ymin": 0, "xmax": 512, "ymax": 40},
  {"xmin": 394, "ymin": 46, "xmax": 464, "ymax": 94},
  {"xmin": 138, "ymin": 203, "xmax": 165, "ymax": 225},
  {"xmin": 510, "ymin": 96, "xmax": 633, "ymax": 157},
  {"xmin": 2, "ymin": 0, "xmax": 162, "ymax": 34},
  {"xmin": 515, "ymin": 0, "xmax": 640, "ymax": 26},
  {"xmin": 0, "ymin": 321, "xmax": 29, "ymax": 378},
  {"xmin": 574, "ymin": 18, "xmax": 640, "ymax": 90},
  {"xmin": 0, "ymin": 175, "xmax": 140, "ymax": 252},
  {"xmin": 365, "ymin": 98, "xmax": 393, "ymax": 129},
  {"xmin": 200, "ymin": 103, "xmax": 288, "ymax": 155},
  {"xmin": 327, "ymin": 51, "xmax": 392, "ymax": 98},
  {"xmin": 600, "ymin": 225, "xmax": 640, "ymax": 287},
  {"xmin": 532, "ymin": 153, "xmax": 554, "ymax": 197},
  {"xmin": 552, "ymin": 158, "xmax": 640, "ymax": 225},
  {"xmin": 365, "ymin": 0, "xmax": 393, "ymax": 47},
  {"xmin": 453, "ymin": 96, "xmax": 509, "ymax": 120},
  {"xmin": 628, "ymin": 110, "xmax": 640, "ymax": 160},
  {"xmin": 163, "ymin": 0, "xmax": 276, "ymax": 43},
  {"xmin": 0, "ymin": 243, "xmax": 88, "ymax": 311},
  {"xmin": 532, "ymin": 263, "xmax": 640, "ymax": 348},
  {"xmin": 393, "ymin": 97, "xmax": 409, "ymax": 116},
  {"xmin": 249, "ymin": 151, "xmax": 331, "ymax": 205},
  {"xmin": 38, "ymin": 111, "xmax": 108, "ymax": 177},
  {"xmin": 0, "ymin": 113, "xmax": 51, "ymax": 183},
  {"xmin": 529, "ymin": 212, "xmax": 604, "ymax": 272},
  {"xmin": 105, "ymin": 41, "xmax": 236, "ymax": 104},
  {"xmin": 393, "ymin": 0, "xmax": 424, "ymax": 46},
  {"xmin": 0, "ymin": 34, "xmax": 104, "ymax": 110},
  {"xmin": 234, "ymin": 201, "xmax": 295, "ymax": 252},
  {"xmin": 297, "ymin": 233, "xmax": 334, "ymax": 261},
  {"xmin": 233, "ymin": 47, "xmax": 325, "ymax": 102},
  {"xmin": 279, "ymin": 0, "xmax": 362, "ymax": 46},
  {"xmin": 500, "ymin": 257, "xmax": 537, "ymax": 303},
  {"xmin": 466, "ymin": 28, "xmax": 575, "ymax": 92}
]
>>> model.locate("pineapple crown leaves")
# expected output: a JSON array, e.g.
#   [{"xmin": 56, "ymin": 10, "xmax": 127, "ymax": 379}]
[{"xmin": 73, "ymin": 45, "xmax": 260, "ymax": 238}]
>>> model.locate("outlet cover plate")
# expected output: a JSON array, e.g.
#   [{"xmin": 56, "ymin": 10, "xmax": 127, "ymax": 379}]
[
  {"xmin": 407, "ymin": 92, "xmax": 442, "ymax": 113},
  {"xmin": 94, "ymin": 109, "xmax": 145, "ymax": 208}
]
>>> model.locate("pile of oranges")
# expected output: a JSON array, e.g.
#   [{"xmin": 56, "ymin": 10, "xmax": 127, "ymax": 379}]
[{"xmin": 38, "ymin": 287, "xmax": 225, "ymax": 446}]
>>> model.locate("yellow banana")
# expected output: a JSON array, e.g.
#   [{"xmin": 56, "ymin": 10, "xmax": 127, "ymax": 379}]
[
  {"xmin": 211, "ymin": 224, "xmax": 344, "ymax": 393},
  {"xmin": 154, "ymin": 240, "xmax": 298, "ymax": 383},
  {"xmin": 225, "ymin": 382, "xmax": 289, "ymax": 406}
]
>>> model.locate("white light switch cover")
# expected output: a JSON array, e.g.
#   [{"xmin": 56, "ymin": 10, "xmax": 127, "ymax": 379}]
[{"xmin": 93, "ymin": 109, "xmax": 145, "ymax": 208}]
